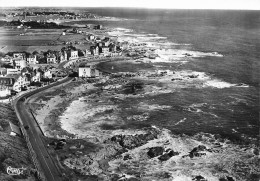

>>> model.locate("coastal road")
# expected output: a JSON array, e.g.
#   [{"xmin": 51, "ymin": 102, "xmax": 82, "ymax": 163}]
[{"xmin": 14, "ymin": 77, "xmax": 73, "ymax": 181}]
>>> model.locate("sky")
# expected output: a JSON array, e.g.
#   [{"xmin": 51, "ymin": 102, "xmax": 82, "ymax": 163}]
[{"xmin": 0, "ymin": 0, "xmax": 260, "ymax": 10}]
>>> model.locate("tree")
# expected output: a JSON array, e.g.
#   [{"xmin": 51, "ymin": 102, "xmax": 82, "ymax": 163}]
[{"xmin": 32, "ymin": 51, "xmax": 39, "ymax": 55}]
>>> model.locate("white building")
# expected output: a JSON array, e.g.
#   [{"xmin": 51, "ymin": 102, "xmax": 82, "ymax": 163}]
[
  {"xmin": 59, "ymin": 51, "xmax": 68, "ymax": 63},
  {"xmin": 100, "ymin": 47, "xmax": 110, "ymax": 56},
  {"xmin": 90, "ymin": 46, "xmax": 99, "ymax": 56},
  {"xmin": 27, "ymin": 55, "xmax": 38, "ymax": 64},
  {"xmin": 88, "ymin": 34, "xmax": 95, "ymax": 41},
  {"xmin": 44, "ymin": 70, "xmax": 53, "ymax": 79},
  {"xmin": 7, "ymin": 69, "xmax": 20, "ymax": 75},
  {"xmin": 47, "ymin": 54, "xmax": 57, "ymax": 64},
  {"xmin": 14, "ymin": 59, "xmax": 27, "ymax": 71},
  {"xmin": 1, "ymin": 55, "xmax": 13, "ymax": 65},
  {"xmin": 13, "ymin": 53, "xmax": 26, "ymax": 60},
  {"xmin": 0, "ymin": 88, "xmax": 11, "ymax": 97},
  {"xmin": 31, "ymin": 71, "xmax": 42, "ymax": 82},
  {"xmin": 78, "ymin": 66, "xmax": 100, "ymax": 78},
  {"xmin": 85, "ymin": 49, "xmax": 91, "ymax": 56},
  {"xmin": 68, "ymin": 50, "xmax": 78, "ymax": 60},
  {"xmin": 13, "ymin": 75, "xmax": 31, "ymax": 92}
]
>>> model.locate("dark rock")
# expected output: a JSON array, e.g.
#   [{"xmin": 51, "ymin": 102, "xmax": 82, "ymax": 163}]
[
  {"xmin": 189, "ymin": 152, "xmax": 206, "ymax": 158},
  {"xmin": 110, "ymin": 131, "xmax": 158, "ymax": 149},
  {"xmin": 171, "ymin": 78, "xmax": 183, "ymax": 81},
  {"xmin": 123, "ymin": 154, "xmax": 132, "ymax": 160},
  {"xmin": 147, "ymin": 147, "xmax": 164, "ymax": 158},
  {"xmin": 168, "ymin": 150, "xmax": 179, "ymax": 157},
  {"xmin": 127, "ymin": 178, "xmax": 140, "ymax": 181},
  {"xmin": 188, "ymin": 74, "xmax": 198, "ymax": 78},
  {"xmin": 188, "ymin": 145, "xmax": 208, "ymax": 158},
  {"xmin": 192, "ymin": 175, "xmax": 207, "ymax": 181},
  {"xmin": 158, "ymin": 153, "xmax": 171, "ymax": 161},
  {"xmin": 158, "ymin": 150, "xmax": 179, "ymax": 161},
  {"xmin": 191, "ymin": 145, "xmax": 207, "ymax": 153},
  {"xmin": 219, "ymin": 176, "xmax": 235, "ymax": 181},
  {"xmin": 226, "ymin": 176, "xmax": 235, "ymax": 181}
]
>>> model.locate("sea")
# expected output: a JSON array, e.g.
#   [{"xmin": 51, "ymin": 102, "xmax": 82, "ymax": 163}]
[
  {"xmin": 1, "ymin": 8, "xmax": 259, "ymax": 180},
  {"xmin": 1, "ymin": 9, "xmax": 259, "ymax": 145},
  {"xmin": 64, "ymin": 8, "xmax": 260, "ymax": 145}
]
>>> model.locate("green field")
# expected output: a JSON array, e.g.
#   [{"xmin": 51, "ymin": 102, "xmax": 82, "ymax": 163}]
[{"xmin": 0, "ymin": 27, "xmax": 93, "ymax": 53}]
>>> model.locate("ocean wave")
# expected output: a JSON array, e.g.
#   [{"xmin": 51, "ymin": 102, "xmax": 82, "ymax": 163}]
[
  {"xmin": 183, "ymin": 103, "xmax": 220, "ymax": 118},
  {"xmin": 137, "ymin": 102, "xmax": 172, "ymax": 111},
  {"xmin": 204, "ymin": 79, "xmax": 237, "ymax": 88},
  {"xmin": 113, "ymin": 27, "xmax": 133, "ymax": 32},
  {"xmin": 107, "ymin": 128, "xmax": 259, "ymax": 181},
  {"xmin": 173, "ymin": 118, "xmax": 187, "ymax": 126},
  {"xmin": 155, "ymin": 49, "xmax": 223, "ymax": 58}
]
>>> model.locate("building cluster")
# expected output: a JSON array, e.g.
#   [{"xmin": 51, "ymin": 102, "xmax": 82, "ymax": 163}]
[
  {"xmin": 88, "ymin": 36, "xmax": 123, "ymax": 57},
  {"xmin": 1, "ymin": 48, "xmax": 79, "ymax": 67},
  {"xmin": 0, "ymin": 53, "xmax": 67, "ymax": 97}
]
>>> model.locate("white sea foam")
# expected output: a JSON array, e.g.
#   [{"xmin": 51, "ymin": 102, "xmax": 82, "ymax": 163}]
[
  {"xmin": 155, "ymin": 49, "xmax": 223, "ymax": 59},
  {"xmin": 137, "ymin": 102, "xmax": 171, "ymax": 111},
  {"xmin": 174, "ymin": 118, "xmax": 187, "ymax": 126},
  {"xmin": 113, "ymin": 27, "xmax": 133, "ymax": 32},
  {"xmin": 205, "ymin": 80, "xmax": 237, "ymax": 89},
  {"xmin": 59, "ymin": 97, "xmax": 120, "ymax": 139},
  {"xmin": 107, "ymin": 128, "xmax": 258, "ymax": 181}
]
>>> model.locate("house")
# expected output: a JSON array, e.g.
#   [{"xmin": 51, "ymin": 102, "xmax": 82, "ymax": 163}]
[
  {"xmin": 56, "ymin": 51, "xmax": 67, "ymax": 63},
  {"xmin": 94, "ymin": 25, "xmax": 102, "ymax": 30},
  {"xmin": 13, "ymin": 59, "xmax": 27, "ymax": 70},
  {"xmin": 102, "ymin": 37, "xmax": 110, "ymax": 46},
  {"xmin": 67, "ymin": 50, "xmax": 78, "ymax": 60},
  {"xmin": 7, "ymin": 68, "xmax": 20, "ymax": 75},
  {"xmin": 85, "ymin": 49, "xmax": 91, "ymax": 56},
  {"xmin": 0, "ymin": 68, "xmax": 7, "ymax": 77},
  {"xmin": 0, "ymin": 77, "xmax": 15, "ymax": 97},
  {"xmin": 90, "ymin": 46, "xmax": 99, "ymax": 56},
  {"xmin": 60, "ymin": 51, "xmax": 68, "ymax": 62},
  {"xmin": 46, "ymin": 54, "xmax": 57, "ymax": 64},
  {"xmin": 78, "ymin": 65, "xmax": 101, "ymax": 78},
  {"xmin": 12, "ymin": 74, "xmax": 31, "ymax": 92},
  {"xmin": 0, "ymin": 77, "xmax": 15, "ymax": 86},
  {"xmin": 13, "ymin": 53, "xmax": 26, "ymax": 60},
  {"xmin": 27, "ymin": 55, "xmax": 38, "ymax": 64},
  {"xmin": 43, "ymin": 70, "xmax": 53, "ymax": 79},
  {"xmin": 21, "ymin": 67, "xmax": 34, "ymax": 79},
  {"xmin": 109, "ymin": 44, "xmax": 117, "ymax": 52},
  {"xmin": 31, "ymin": 68, "xmax": 43, "ymax": 82},
  {"xmin": 99, "ymin": 46, "xmax": 110, "ymax": 56},
  {"xmin": 88, "ymin": 34, "xmax": 95, "ymax": 41},
  {"xmin": 9, "ymin": 122, "xmax": 22, "ymax": 136},
  {"xmin": 31, "ymin": 70, "xmax": 42, "ymax": 82},
  {"xmin": 1, "ymin": 55, "xmax": 13, "ymax": 65},
  {"xmin": 0, "ymin": 87, "xmax": 11, "ymax": 97}
]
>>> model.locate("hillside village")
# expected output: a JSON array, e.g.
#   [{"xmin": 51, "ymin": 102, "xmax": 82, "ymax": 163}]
[{"xmin": 0, "ymin": 25, "xmax": 127, "ymax": 99}]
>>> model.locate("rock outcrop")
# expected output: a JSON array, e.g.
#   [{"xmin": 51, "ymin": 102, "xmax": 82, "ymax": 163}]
[{"xmin": 108, "ymin": 129, "xmax": 158, "ymax": 149}]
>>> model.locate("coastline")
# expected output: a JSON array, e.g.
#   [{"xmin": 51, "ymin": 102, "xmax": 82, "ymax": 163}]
[
  {"xmin": 27, "ymin": 59, "xmax": 259, "ymax": 180},
  {"xmin": 1, "ymin": 8, "xmax": 259, "ymax": 180}
]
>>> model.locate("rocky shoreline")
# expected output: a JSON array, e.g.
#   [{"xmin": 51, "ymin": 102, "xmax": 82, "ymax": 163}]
[{"xmin": 27, "ymin": 68, "xmax": 260, "ymax": 181}]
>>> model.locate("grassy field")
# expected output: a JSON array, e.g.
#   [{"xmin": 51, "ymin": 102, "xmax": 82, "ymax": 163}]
[{"xmin": 0, "ymin": 27, "xmax": 92, "ymax": 53}]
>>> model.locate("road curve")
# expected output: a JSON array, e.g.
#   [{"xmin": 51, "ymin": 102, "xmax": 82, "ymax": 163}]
[{"xmin": 13, "ymin": 77, "xmax": 73, "ymax": 181}]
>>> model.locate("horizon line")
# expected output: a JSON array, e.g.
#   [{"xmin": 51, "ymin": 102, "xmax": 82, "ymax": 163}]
[{"xmin": 1, "ymin": 6, "xmax": 260, "ymax": 11}]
